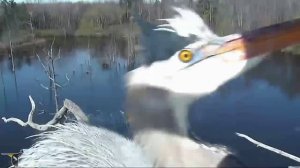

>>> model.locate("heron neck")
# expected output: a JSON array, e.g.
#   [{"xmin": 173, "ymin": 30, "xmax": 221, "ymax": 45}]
[{"xmin": 125, "ymin": 85, "xmax": 193, "ymax": 136}]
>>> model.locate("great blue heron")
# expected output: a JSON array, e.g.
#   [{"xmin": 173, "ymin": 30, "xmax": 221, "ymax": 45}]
[{"xmin": 16, "ymin": 7, "xmax": 300, "ymax": 167}]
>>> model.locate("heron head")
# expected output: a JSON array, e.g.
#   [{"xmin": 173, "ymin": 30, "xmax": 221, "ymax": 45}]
[
  {"xmin": 125, "ymin": 7, "xmax": 264, "ymax": 137},
  {"xmin": 126, "ymin": 7, "xmax": 262, "ymax": 98}
]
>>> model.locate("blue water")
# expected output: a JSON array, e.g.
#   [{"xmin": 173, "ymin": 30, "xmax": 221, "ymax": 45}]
[
  {"xmin": 0, "ymin": 42, "xmax": 129, "ymax": 167},
  {"xmin": 0, "ymin": 39, "xmax": 300, "ymax": 167},
  {"xmin": 189, "ymin": 55, "xmax": 300, "ymax": 166}
]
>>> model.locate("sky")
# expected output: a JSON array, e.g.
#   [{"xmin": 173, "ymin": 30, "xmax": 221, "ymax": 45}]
[{"xmin": 14, "ymin": 0, "xmax": 118, "ymax": 3}]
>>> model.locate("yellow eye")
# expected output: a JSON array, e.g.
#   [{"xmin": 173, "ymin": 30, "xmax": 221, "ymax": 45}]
[{"xmin": 179, "ymin": 50, "xmax": 193, "ymax": 63}]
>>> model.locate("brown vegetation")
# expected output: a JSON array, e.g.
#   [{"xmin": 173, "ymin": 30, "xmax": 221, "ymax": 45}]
[{"xmin": 1, "ymin": 0, "xmax": 300, "ymax": 54}]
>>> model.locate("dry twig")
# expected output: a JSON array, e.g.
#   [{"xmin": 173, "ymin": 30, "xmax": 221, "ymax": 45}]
[
  {"xmin": 2, "ymin": 95, "xmax": 89, "ymax": 131},
  {"xmin": 236, "ymin": 132, "xmax": 300, "ymax": 163}
]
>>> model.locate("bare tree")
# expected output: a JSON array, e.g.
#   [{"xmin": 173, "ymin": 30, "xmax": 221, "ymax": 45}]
[
  {"xmin": 36, "ymin": 38, "xmax": 70, "ymax": 112},
  {"xmin": 27, "ymin": 12, "xmax": 35, "ymax": 39},
  {"xmin": 8, "ymin": 29, "xmax": 15, "ymax": 72},
  {"xmin": 48, "ymin": 39, "xmax": 59, "ymax": 111}
]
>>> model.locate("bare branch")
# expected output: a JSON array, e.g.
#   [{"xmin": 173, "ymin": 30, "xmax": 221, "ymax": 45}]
[
  {"xmin": 61, "ymin": 73, "xmax": 71, "ymax": 87},
  {"xmin": 1, "ymin": 96, "xmax": 35, "ymax": 127},
  {"xmin": 27, "ymin": 96, "xmax": 36, "ymax": 123},
  {"xmin": 40, "ymin": 83, "xmax": 49, "ymax": 90},
  {"xmin": 2, "ymin": 117, "xmax": 27, "ymax": 127},
  {"xmin": 38, "ymin": 110, "xmax": 45, "ymax": 115},
  {"xmin": 49, "ymin": 37, "xmax": 55, "ymax": 58},
  {"xmin": 1, "ymin": 96, "xmax": 53, "ymax": 131},
  {"xmin": 54, "ymin": 82, "xmax": 62, "ymax": 88},
  {"xmin": 44, "ymin": 106, "xmax": 67, "ymax": 126},
  {"xmin": 236, "ymin": 133, "xmax": 300, "ymax": 163},
  {"xmin": 65, "ymin": 73, "xmax": 70, "ymax": 82},
  {"xmin": 47, "ymin": 76, "xmax": 62, "ymax": 88},
  {"xmin": 2, "ymin": 96, "xmax": 89, "ymax": 131},
  {"xmin": 54, "ymin": 48, "xmax": 61, "ymax": 62},
  {"xmin": 36, "ymin": 54, "xmax": 49, "ymax": 74},
  {"xmin": 64, "ymin": 99, "xmax": 89, "ymax": 123},
  {"xmin": 48, "ymin": 39, "xmax": 59, "ymax": 112}
]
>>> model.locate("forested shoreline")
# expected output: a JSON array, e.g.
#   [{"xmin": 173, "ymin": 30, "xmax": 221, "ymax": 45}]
[{"xmin": 1, "ymin": 0, "xmax": 300, "ymax": 54}]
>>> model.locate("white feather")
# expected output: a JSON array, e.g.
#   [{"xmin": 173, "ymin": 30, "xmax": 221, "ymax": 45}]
[
  {"xmin": 154, "ymin": 7, "xmax": 242, "ymax": 44},
  {"xmin": 155, "ymin": 7, "xmax": 219, "ymax": 40},
  {"xmin": 18, "ymin": 123, "xmax": 153, "ymax": 167}
]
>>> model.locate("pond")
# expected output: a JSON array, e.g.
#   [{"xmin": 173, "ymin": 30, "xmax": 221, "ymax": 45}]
[{"xmin": 0, "ymin": 37, "xmax": 300, "ymax": 167}]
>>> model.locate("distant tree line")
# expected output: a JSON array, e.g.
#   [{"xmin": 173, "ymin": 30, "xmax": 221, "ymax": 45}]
[
  {"xmin": 0, "ymin": 0, "xmax": 30, "ymax": 40},
  {"xmin": 1, "ymin": 0, "xmax": 300, "ymax": 39}
]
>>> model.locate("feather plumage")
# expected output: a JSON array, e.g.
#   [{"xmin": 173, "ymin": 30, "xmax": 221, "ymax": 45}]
[
  {"xmin": 18, "ymin": 123, "xmax": 153, "ymax": 167},
  {"xmin": 155, "ymin": 7, "xmax": 241, "ymax": 46},
  {"xmin": 155, "ymin": 7, "xmax": 219, "ymax": 40}
]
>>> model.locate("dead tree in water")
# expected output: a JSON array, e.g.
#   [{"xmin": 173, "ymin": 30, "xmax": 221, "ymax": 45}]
[
  {"xmin": 27, "ymin": 12, "xmax": 35, "ymax": 40},
  {"xmin": 36, "ymin": 38, "xmax": 70, "ymax": 112},
  {"xmin": 48, "ymin": 39, "xmax": 59, "ymax": 112},
  {"xmin": 8, "ymin": 29, "xmax": 15, "ymax": 72}
]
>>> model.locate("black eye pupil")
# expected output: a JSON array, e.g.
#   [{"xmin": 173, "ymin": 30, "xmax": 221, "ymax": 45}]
[{"xmin": 184, "ymin": 54, "xmax": 188, "ymax": 58}]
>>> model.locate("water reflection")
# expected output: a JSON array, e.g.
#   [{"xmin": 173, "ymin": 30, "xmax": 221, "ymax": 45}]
[
  {"xmin": 245, "ymin": 53, "xmax": 300, "ymax": 99},
  {"xmin": 0, "ymin": 37, "xmax": 300, "ymax": 167},
  {"xmin": 0, "ymin": 66, "xmax": 8, "ymax": 114}
]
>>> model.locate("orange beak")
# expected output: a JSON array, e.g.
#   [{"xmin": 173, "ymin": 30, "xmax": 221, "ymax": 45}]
[{"xmin": 214, "ymin": 18, "xmax": 300, "ymax": 59}]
